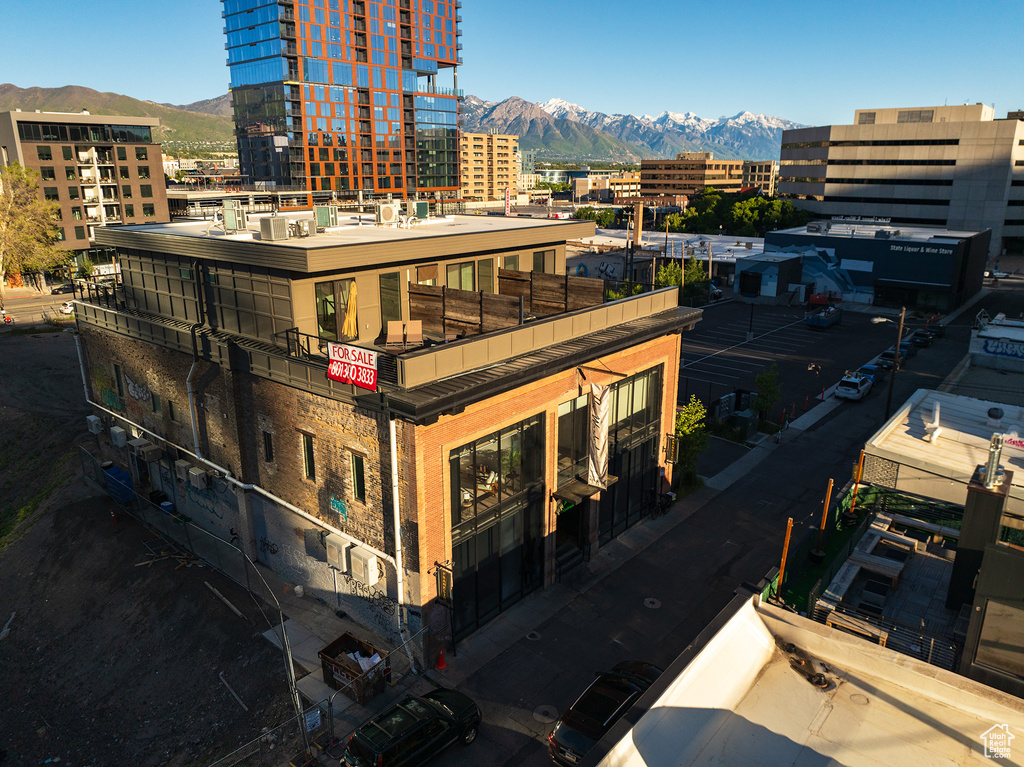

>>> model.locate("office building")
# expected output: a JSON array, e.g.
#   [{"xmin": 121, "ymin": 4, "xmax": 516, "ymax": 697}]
[
  {"xmin": 741, "ymin": 160, "xmax": 778, "ymax": 196},
  {"xmin": 640, "ymin": 152, "xmax": 745, "ymax": 197},
  {"xmin": 0, "ymin": 110, "xmax": 169, "ymax": 261},
  {"xmin": 224, "ymin": 0, "xmax": 462, "ymax": 202},
  {"xmin": 573, "ymin": 172, "xmax": 641, "ymax": 204},
  {"xmin": 778, "ymin": 105, "xmax": 1024, "ymax": 258},
  {"xmin": 459, "ymin": 132, "xmax": 518, "ymax": 201},
  {"xmin": 76, "ymin": 210, "xmax": 699, "ymax": 655}
]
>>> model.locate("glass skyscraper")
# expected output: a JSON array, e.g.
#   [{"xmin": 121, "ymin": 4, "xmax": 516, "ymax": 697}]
[{"xmin": 223, "ymin": 0, "xmax": 462, "ymax": 200}]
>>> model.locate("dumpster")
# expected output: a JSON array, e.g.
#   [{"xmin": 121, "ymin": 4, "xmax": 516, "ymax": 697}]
[{"xmin": 318, "ymin": 632, "xmax": 389, "ymax": 704}]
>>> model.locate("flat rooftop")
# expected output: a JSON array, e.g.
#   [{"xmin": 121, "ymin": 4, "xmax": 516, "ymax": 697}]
[
  {"xmin": 776, "ymin": 221, "xmax": 980, "ymax": 243},
  {"xmin": 588, "ymin": 598, "xmax": 1024, "ymax": 767},
  {"xmin": 576, "ymin": 228, "xmax": 765, "ymax": 262},
  {"xmin": 98, "ymin": 211, "xmax": 592, "ymax": 249},
  {"xmin": 865, "ymin": 388, "xmax": 1024, "ymax": 511}
]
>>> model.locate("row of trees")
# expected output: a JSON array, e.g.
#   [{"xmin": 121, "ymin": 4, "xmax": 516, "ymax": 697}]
[
  {"xmin": 573, "ymin": 206, "xmax": 616, "ymax": 228},
  {"xmin": 0, "ymin": 164, "xmax": 67, "ymax": 301},
  {"xmin": 661, "ymin": 189, "xmax": 814, "ymax": 237}
]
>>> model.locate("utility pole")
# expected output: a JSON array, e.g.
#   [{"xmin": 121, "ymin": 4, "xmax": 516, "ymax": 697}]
[{"xmin": 884, "ymin": 306, "xmax": 906, "ymax": 420}]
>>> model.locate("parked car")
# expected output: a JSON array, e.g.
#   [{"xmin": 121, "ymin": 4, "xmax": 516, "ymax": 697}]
[
  {"xmin": 59, "ymin": 301, "xmax": 75, "ymax": 315},
  {"xmin": 898, "ymin": 340, "xmax": 917, "ymax": 358},
  {"xmin": 835, "ymin": 371, "xmax": 873, "ymax": 401},
  {"xmin": 909, "ymin": 330, "xmax": 933, "ymax": 348},
  {"xmin": 709, "ymin": 286, "xmax": 723, "ymax": 301},
  {"xmin": 857, "ymin": 364, "xmax": 886, "ymax": 386},
  {"xmin": 51, "ymin": 283, "xmax": 75, "ymax": 294},
  {"xmin": 923, "ymin": 323, "xmax": 945, "ymax": 338},
  {"xmin": 877, "ymin": 349, "xmax": 901, "ymax": 370},
  {"xmin": 549, "ymin": 661, "xmax": 662, "ymax": 766},
  {"xmin": 342, "ymin": 689, "xmax": 480, "ymax": 767}
]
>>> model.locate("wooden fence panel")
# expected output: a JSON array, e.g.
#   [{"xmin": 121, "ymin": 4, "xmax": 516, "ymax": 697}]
[
  {"xmin": 566, "ymin": 275, "xmax": 605, "ymax": 311},
  {"xmin": 481, "ymin": 294, "xmax": 521, "ymax": 333}
]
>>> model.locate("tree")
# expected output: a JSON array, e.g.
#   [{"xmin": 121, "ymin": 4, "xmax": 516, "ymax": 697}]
[
  {"xmin": 682, "ymin": 257, "xmax": 710, "ymax": 298},
  {"xmin": 674, "ymin": 395, "xmax": 709, "ymax": 488},
  {"xmin": 752, "ymin": 363, "xmax": 782, "ymax": 420},
  {"xmin": 655, "ymin": 261, "xmax": 682, "ymax": 288},
  {"xmin": 0, "ymin": 163, "xmax": 64, "ymax": 299}
]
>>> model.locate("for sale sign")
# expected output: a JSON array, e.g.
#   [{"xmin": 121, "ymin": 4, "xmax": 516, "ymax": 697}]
[{"xmin": 326, "ymin": 342, "xmax": 378, "ymax": 391}]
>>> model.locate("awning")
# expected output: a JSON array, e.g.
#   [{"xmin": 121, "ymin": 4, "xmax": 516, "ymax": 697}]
[{"xmin": 552, "ymin": 475, "xmax": 619, "ymax": 506}]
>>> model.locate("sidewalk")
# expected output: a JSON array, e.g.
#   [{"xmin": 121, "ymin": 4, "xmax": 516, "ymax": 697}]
[{"xmin": 269, "ymin": 391, "xmax": 844, "ymax": 765}]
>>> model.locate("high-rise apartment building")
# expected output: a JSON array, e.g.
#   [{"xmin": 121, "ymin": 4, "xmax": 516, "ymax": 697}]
[
  {"xmin": 459, "ymin": 132, "xmax": 518, "ymax": 201},
  {"xmin": 741, "ymin": 160, "xmax": 778, "ymax": 196},
  {"xmin": 224, "ymin": 0, "xmax": 462, "ymax": 202},
  {"xmin": 640, "ymin": 152, "xmax": 744, "ymax": 197},
  {"xmin": 778, "ymin": 105, "xmax": 1024, "ymax": 258},
  {"xmin": 0, "ymin": 110, "xmax": 169, "ymax": 261}
]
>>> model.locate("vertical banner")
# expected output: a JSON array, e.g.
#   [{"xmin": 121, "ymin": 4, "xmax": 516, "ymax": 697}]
[
  {"xmin": 587, "ymin": 383, "xmax": 610, "ymax": 489},
  {"xmin": 504, "ymin": 185, "xmax": 511, "ymax": 216}
]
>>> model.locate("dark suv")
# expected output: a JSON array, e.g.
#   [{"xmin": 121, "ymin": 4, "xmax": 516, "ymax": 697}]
[
  {"xmin": 342, "ymin": 688, "xmax": 480, "ymax": 767},
  {"xmin": 548, "ymin": 661, "xmax": 662, "ymax": 765}
]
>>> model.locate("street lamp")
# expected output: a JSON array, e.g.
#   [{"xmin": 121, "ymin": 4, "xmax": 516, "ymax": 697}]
[{"xmin": 872, "ymin": 306, "xmax": 906, "ymax": 420}]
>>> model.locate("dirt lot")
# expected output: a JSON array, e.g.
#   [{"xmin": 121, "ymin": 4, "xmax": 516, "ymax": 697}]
[{"xmin": 0, "ymin": 329, "xmax": 295, "ymax": 766}]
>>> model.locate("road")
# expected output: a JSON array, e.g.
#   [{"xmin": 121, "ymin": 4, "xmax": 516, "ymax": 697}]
[
  {"xmin": 0, "ymin": 288, "xmax": 72, "ymax": 325},
  {"xmin": 429, "ymin": 284, "xmax": 1020, "ymax": 767}
]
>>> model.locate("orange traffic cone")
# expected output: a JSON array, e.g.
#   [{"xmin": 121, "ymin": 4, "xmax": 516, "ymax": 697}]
[{"xmin": 435, "ymin": 649, "xmax": 448, "ymax": 670}]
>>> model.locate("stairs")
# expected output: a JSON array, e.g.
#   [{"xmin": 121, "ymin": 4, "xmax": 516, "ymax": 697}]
[{"xmin": 555, "ymin": 544, "xmax": 584, "ymax": 583}]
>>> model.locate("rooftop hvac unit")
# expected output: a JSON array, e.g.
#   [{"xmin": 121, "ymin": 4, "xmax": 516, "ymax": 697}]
[
  {"xmin": 324, "ymin": 533, "xmax": 349, "ymax": 571},
  {"xmin": 288, "ymin": 219, "xmax": 312, "ymax": 238},
  {"xmin": 139, "ymin": 444, "xmax": 163, "ymax": 463},
  {"xmin": 127, "ymin": 437, "xmax": 152, "ymax": 456},
  {"xmin": 405, "ymin": 199, "xmax": 417, "ymax": 218},
  {"xmin": 86, "ymin": 414, "xmax": 103, "ymax": 434},
  {"xmin": 222, "ymin": 202, "xmax": 247, "ymax": 232},
  {"xmin": 376, "ymin": 204, "xmax": 401, "ymax": 225},
  {"xmin": 174, "ymin": 459, "xmax": 191, "ymax": 481},
  {"xmin": 188, "ymin": 466, "xmax": 210, "ymax": 490},
  {"xmin": 314, "ymin": 205, "xmax": 339, "ymax": 228},
  {"xmin": 745, "ymin": 241, "xmax": 753, "ymax": 249},
  {"xmin": 807, "ymin": 223, "xmax": 822, "ymax": 233},
  {"xmin": 349, "ymin": 546, "xmax": 380, "ymax": 586},
  {"xmin": 260, "ymin": 216, "xmax": 289, "ymax": 241},
  {"xmin": 416, "ymin": 200, "xmax": 429, "ymax": 219},
  {"xmin": 874, "ymin": 229, "xmax": 891, "ymax": 239},
  {"xmin": 110, "ymin": 426, "xmax": 127, "ymax": 447}
]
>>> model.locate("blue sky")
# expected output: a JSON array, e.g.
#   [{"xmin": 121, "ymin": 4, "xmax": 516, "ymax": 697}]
[{"xmin": 1, "ymin": 0, "xmax": 1020, "ymax": 125}]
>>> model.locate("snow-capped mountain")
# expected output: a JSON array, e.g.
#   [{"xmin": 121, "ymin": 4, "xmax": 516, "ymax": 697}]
[{"xmin": 463, "ymin": 96, "xmax": 805, "ymax": 162}]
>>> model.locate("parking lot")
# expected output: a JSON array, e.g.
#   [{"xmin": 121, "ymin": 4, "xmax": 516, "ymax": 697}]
[{"xmin": 678, "ymin": 301, "xmax": 927, "ymax": 419}]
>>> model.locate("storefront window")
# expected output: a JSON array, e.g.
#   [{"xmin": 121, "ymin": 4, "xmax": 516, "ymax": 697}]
[
  {"xmin": 557, "ymin": 394, "xmax": 588, "ymax": 487},
  {"xmin": 450, "ymin": 414, "xmax": 544, "ymax": 638}
]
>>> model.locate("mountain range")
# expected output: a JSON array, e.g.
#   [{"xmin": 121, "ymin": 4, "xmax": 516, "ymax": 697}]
[
  {"xmin": 0, "ymin": 84, "xmax": 234, "ymax": 146},
  {"xmin": 460, "ymin": 95, "xmax": 805, "ymax": 163},
  {"xmin": 0, "ymin": 83, "xmax": 802, "ymax": 162}
]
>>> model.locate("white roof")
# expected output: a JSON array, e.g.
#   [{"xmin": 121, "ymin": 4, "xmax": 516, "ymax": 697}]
[
  {"xmin": 865, "ymin": 388, "xmax": 1024, "ymax": 509},
  {"xmin": 594, "ymin": 598, "xmax": 1024, "ymax": 766},
  {"xmin": 578, "ymin": 229, "xmax": 765, "ymax": 262}
]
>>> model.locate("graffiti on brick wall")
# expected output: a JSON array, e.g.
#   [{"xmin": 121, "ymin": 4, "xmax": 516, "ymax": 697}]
[
  {"xmin": 124, "ymin": 373, "xmax": 151, "ymax": 402},
  {"xmin": 186, "ymin": 483, "xmax": 224, "ymax": 520}
]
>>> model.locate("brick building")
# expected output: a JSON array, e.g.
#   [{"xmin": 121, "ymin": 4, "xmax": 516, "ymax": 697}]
[
  {"xmin": 459, "ymin": 132, "xmax": 519, "ymax": 201},
  {"xmin": 640, "ymin": 152, "xmax": 744, "ymax": 197},
  {"xmin": 75, "ymin": 211, "xmax": 699, "ymax": 653}
]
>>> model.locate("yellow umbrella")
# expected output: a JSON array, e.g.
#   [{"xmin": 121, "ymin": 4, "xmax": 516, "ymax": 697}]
[{"xmin": 341, "ymin": 282, "xmax": 358, "ymax": 338}]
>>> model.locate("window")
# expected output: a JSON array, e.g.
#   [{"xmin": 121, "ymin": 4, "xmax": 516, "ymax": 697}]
[
  {"xmin": 120, "ymin": 167, "xmax": 130, "ymax": 179},
  {"xmin": 135, "ymin": 147, "xmax": 148, "ymax": 161},
  {"xmin": 43, "ymin": 187, "xmax": 59, "ymax": 201},
  {"xmin": 351, "ymin": 452, "xmax": 366, "ymax": 502},
  {"xmin": 379, "ymin": 272, "xmax": 401, "ymax": 325},
  {"xmin": 504, "ymin": 254, "xmax": 519, "ymax": 271},
  {"xmin": 302, "ymin": 432, "xmax": 316, "ymax": 480},
  {"xmin": 478, "ymin": 258, "xmax": 494, "ymax": 293},
  {"xmin": 168, "ymin": 400, "xmax": 179, "ymax": 422},
  {"xmin": 74, "ymin": 226, "xmax": 85, "ymax": 240},
  {"xmin": 65, "ymin": 167, "xmax": 76, "ymax": 181},
  {"xmin": 68, "ymin": 187, "xmax": 79, "ymax": 200},
  {"xmin": 40, "ymin": 166, "xmax": 55, "ymax": 181},
  {"xmin": 533, "ymin": 249, "xmax": 554, "ymax": 273},
  {"xmin": 138, "ymin": 166, "xmax": 150, "ymax": 180},
  {"xmin": 417, "ymin": 264, "xmax": 438, "ymax": 286},
  {"xmin": 113, "ymin": 364, "xmax": 124, "ymax": 397},
  {"xmin": 263, "ymin": 431, "xmax": 274, "ymax": 462},
  {"xmin": 151, "ymin": 393, "xmax": 161, "ymax": 414},
  {"xmin": 124, "ymin": 204, "xmax": 134, "ymax": 218},
  {"xmin": 143, "ymin": 203, "xmax": 155, "ymax": 217},
  {"xmin": 122, "ymin": 185, "xmax": 132, "ymax": 199},
  {"xmin": 62, "ymin": 146, "xmax": 73, "ymax": 161},
  {"xmin": 315, "ymin": 278, "xmax": 357, "ymax": 341},
  {"xmin": 180, "ymin": 267, "xmax": 192, "ymax": 280},
  {"xmin": 117, "ymin": 147, "xmax": 127, "ymax": 161},
  {"xmin": 37, "ymin": 146, "xmax": 52, "ymax": 160},
  {"xmin": 55, "ymin": 227, "xmax": 65, "ymax": 241},
  {"xmin": 446, "ymin": 261, "xmax": 474, "ymax": 291},
  {"xmin": 897, "ymin": 109, "xmax": 934, "ymax": 124},
  {"xmin": 557, "ymin": 394, "xmax": 589, "ymax": 487},
  {"xmin": 140, "ymin": 184, "xmax": 153, "ymax": 198},
  {"xmin": 71, "ymin": 207, "xmax": 82, "ymax": 220}
]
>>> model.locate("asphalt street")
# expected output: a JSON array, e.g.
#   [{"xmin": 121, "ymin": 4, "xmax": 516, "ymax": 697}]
[{"xmin": 430, "ymin": 282, "xmax": 1020, "ymax": 767}]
